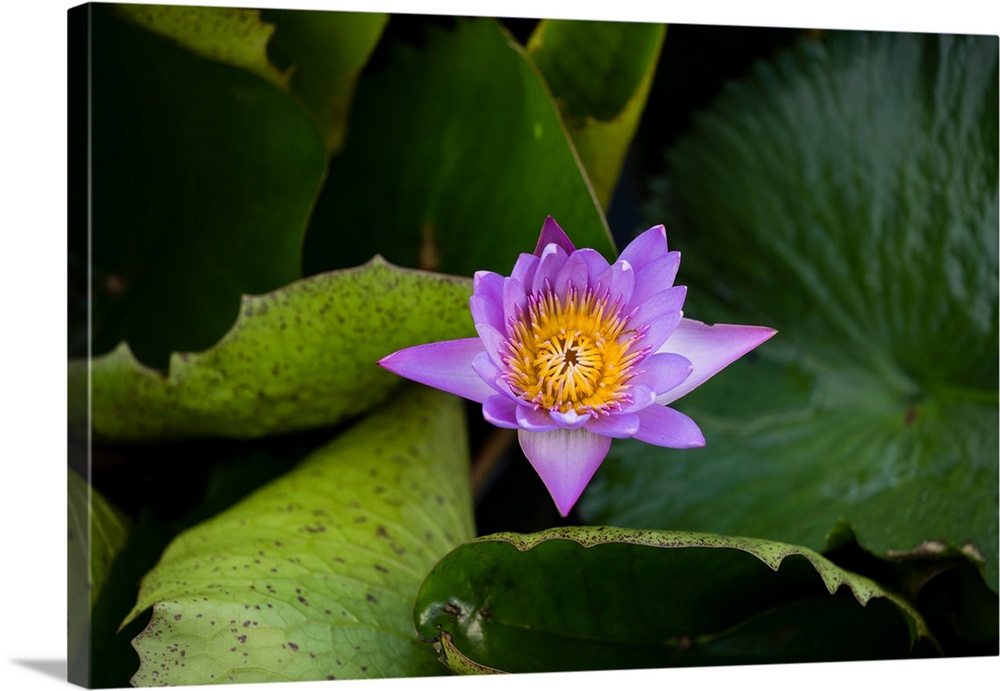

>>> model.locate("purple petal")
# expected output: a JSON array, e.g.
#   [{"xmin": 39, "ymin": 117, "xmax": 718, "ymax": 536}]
[
  {"xmin": 656, "ymin": 318, "xmax": 778, "ymax": 405},
  {"xmin": 630, "ymin": 285, "xmax": 686, "ymax": 335},
  {"xmin": 574, "ymin": 248, "xmax": 612, "ymax": 284},
  {"xmin": 631, "ymin": 251, "xmax": 681, "ymax": 305},
  {"xmin": 618, "ymin": 225, "xmax": 668, "ymax": 273},
  {"xmin": 502, "ymin": 276, "xmax": 528, "ymax": 327},
  {"xmin": 516, "ymin": 404, "xmax": 560, "ymax": 431},
  {"xmin": 553, "ymin": 250, "xmax": 591, "ymax": 295},
  {"xmin": 636, "ymin": 299, "xmax": 685, "ymax": 354},
  {"xmin": 509, "ymin": 253, "xmax": 539, "ymax": 290},
  {"xmin": 596, "ymin": 260, "xmax": 635, "ymax": 306},
  {"xmin": 584, "ymin": 412, "xmax": 640, "ymax": 438},
  {"xmin": 470, "ymin": 294, "xmax": 504, "ymax": 334},
  {"xmin": 471, "ymin": 271, "xmax": 505, "ymax": 330},
  {"xmin": 621, "ymin": 383, "xmax": 657, "ymax": 413},
  {"xmin": 483, "ymin": 395, "xmax": 520, "ymax": 429},
  {"xmin": 532, "ymin": 242, "xmax": 570, "ymax": 294},
  {"xmin": 473, "ymin": 270, "xmax": 504, "ymax": 301},
  {"xmin": 533, "ymin": 216, "xmax": 576, "ymax": 256},
  {"xmin": 549, "ymin": 408, "xmax": 591, "ymax": 429},
  {"xmin": 518, "ymin": 428, "xmax": 611, "ymax": 516},
  {"xmin": 630, "ymin": 352, "xmax": 693, "ymax": 397},
  {"xmin": 474, "ymin": 322, "xmax": 507, "ymax": 368},
  {"xmin": 471, "ymin": 351, "xmax": 510, "ymax": 396},
  {"xmin": 632, "ymin": 405, "xmax": 706, "ymax": 448},
  {"xmin": 378, "ymin": 339, "xmax": 495, "ymax": 404}
]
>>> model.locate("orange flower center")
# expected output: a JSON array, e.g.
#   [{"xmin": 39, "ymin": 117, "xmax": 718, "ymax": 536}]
[{"xmin": 503, "ymin": 287, "xmax": 644, "ymax": 415}]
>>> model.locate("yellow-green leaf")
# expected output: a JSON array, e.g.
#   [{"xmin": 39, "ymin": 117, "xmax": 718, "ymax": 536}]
[
  {"xmin": 68, "ymin": 470, "xmax": 130, "ymax": 681},
  {"xmin": 528, "ymin": 20, "xmax": 665, "ymax": 209},
  {"xmin": 76, "ymin": 257, "xmax": 474, "ymax": 443},
  {"xmin": 125, "ymin": 385, "xmax": 475, "ymax": 685},
  {"xmin": 114, "ymin": 3, "xmax": 290, "ymax": 89}
]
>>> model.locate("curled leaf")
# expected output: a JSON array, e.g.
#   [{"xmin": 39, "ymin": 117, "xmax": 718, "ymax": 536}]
[
  {"xmin": 77, "ymin": 257, "xmax": 474, "ymax": 443},
  {"xmin": 414, "ymin": 527, "xmax": 932, "ymax": 673}
]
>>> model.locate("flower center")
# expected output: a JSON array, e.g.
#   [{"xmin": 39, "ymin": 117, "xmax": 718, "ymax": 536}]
[{"xmin": 502, "ymin": 286, "xmax": 645, "ymax": 415}]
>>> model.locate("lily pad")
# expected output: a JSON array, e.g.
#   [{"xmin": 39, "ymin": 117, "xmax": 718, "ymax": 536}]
[
  {"xmin": 115, "ymin": 4, "xmax": 387, "ymax": 154},
  {"xmin": 414, "ymin": 527, "xmax": 930, "ymax": 673},
  {"xmin": 302, "ymin": 17, "xmax": 615, "ymax": 277},
  {"xmin": 114, "ymin": 3, "xmax": 290, "ymax": 90},
  {"xmin": 88, "ymin": 5, "xmax": 327, "ymax": 367},
  {"xmin": 124, "ymin": 385, "xmax": 476, "ymax": 685},
  {"xmin": 585, "ymin": 32, "xmax": 998, "ymax": 590},
  {"xmin": 527, "ymin": 19, "xmax": 665, "ymax": 209},
  {"xmin": 262, "ymin": 8, "xmax": 388, "ymax": 152},
  {"xmin": 77, "ymin": 257, "xmax": 474, "ymax": 443}
]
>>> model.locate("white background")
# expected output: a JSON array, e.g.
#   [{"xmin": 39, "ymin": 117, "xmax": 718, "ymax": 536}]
[{"xmin": 3, "ymin": 1, "xmax": 997, "ymax": 689}]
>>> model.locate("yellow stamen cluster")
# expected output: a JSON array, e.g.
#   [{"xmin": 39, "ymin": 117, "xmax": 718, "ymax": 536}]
[{"xmin": 503, "ymin": 286, "xmax": 644, "ymax": 415}]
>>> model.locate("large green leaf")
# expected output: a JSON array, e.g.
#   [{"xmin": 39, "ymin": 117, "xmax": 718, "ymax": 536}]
[
  {"xmin": 585, "ymin": 33, "xmax": 998, "ymax": 590},
  {"xmin": 113, "ymin": 4, "xmax": 290, "ymax": 90},
  {"xmin": 124, "ymin": 385, "xmax": 475, "ymax": 685},
  {"xmin": 68, "ymin": 469, "xmax": 130, "ymax": 683},
  {"xmin": 76, "ymin": 257, "xmax": 474, "ymax": 443},
  {"xmin": 88, "ymin": 5, "xmax": 327, "ymax": 367},
  {"xmin": 302, "ymin": 17, "xmax": 615, "ymax": 277},
  {"xmin": 527, "ymin": 19, "xmax": 665, "ymax": 209},
  {"xmin": 262, "ymin": 8, "xmax": 388, "ymax": 152},
  {"xmin": 414, "ymin": 528, "xmax": 931, "ymax": 673},
  {"xmin": 115, "ymin": 4, "xmax": 387, "ymax": 154},
  {"xmin": 68, "ymin": 471, "xmax": 131, "ymax": 609}
]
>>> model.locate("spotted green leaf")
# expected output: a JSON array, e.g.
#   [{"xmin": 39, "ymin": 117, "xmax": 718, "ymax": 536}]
[
  {"xmin": 113, "ymin": 4, "xmax": 386, "ymax": 154},
  {"xmin": 124, "ymin": 385, "xmax": 475, "ymax": 685},
  {"xmin": 414, "ymin": 527, "xmax": 931, "ymax": 674},
  {"xmin": 77, "ymin": 257, "xmax": 474, "ymax": 443},
  {"xmin": 527, "ymin": 19, "xmax": 665, "ymax": 209},
  {"xmin": 114, "ymin": 3, "xmax": 290, "ymax": 89},
  {"xmin": 87, "ymin": 5, "xmax": 327, "ymax": 367}
]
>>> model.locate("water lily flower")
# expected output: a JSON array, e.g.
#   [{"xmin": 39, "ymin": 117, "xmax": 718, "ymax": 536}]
[{"xmin": 379, "ymin": 217, "xmax": 776, "ymax": 516}]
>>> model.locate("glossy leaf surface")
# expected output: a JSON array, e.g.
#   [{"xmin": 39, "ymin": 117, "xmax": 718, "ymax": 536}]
[
  {"xmin": 89, "ymin": 6, "xmax": 326, "ymax": 367},
  {"xmin": 303, "ymin": 17, "xmax": 615, "ymax": 277},
  {"xmin": 262, "ymin": 7, "xmax": 388, "ymax": 151},
  {"xmin": 583, "ymin": 31, "xmax": 999, "ymax": 592},
  {"xmin": 414, "ymin": 527, "xmax": 929, "ymax": 673},
  {"xmin": 527, "ymin": 19, "xmax": 665, "ymax": 208}
]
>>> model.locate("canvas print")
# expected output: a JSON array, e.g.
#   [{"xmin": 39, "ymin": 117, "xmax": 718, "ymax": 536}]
[{"xmin": 67, "ymin": 2, "xmax": 998, "ymax": 687}]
